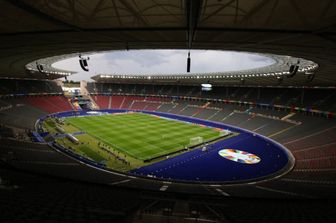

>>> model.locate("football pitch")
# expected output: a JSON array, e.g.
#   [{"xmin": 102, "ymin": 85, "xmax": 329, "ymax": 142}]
[{"xmin": 66, "ymin": 112, "xmax": 222, "ymax": 161}]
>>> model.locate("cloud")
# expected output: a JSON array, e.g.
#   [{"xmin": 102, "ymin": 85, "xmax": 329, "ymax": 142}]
[{"xmin": 53, "ymin": 50, "xmax": 275, "ymax": 81}]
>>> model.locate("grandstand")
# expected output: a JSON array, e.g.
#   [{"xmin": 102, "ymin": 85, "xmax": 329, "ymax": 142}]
[
  {"xmin": 1, "ymin": 0, "xmax": 336, "ymax": 222},
  {"xmin": 1, "ymin": 79, "xmax": 335, "ymax": 188},
  {"xmin": 1, "ymin": 78, "xmax": 336, "ymax": 221}
]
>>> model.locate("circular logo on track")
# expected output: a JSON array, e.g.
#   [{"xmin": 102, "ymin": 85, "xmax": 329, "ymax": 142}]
[{"xmin": 218, "ymin": 149, "xmax": 261, "ymax": 164}]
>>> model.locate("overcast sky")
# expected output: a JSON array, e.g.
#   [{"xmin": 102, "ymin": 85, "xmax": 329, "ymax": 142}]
[{"xmin": 53, "ymin": 50, "xmax": 275, "ymax": 81}]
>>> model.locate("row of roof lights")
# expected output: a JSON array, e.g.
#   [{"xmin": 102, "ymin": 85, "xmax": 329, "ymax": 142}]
[
  {"xmin": 98, "ymin": 63, "xmax": 318, "ymax": 80},
  {"xmin": 26, "ymin": 67, "xmax": 72, "ymax": 76},
  {"xmin": 299, "ymin": 64, "xmax": 318, "ymax": 72},
  {"xmin": 100, "ymin": 71, "xmax": 290, "ymax": 79}
]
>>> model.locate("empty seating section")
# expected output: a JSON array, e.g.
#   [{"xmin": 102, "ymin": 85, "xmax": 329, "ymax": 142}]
[
  {"xmin": 25, "ymin": 96, "xmax": 72, "ymax": 113},
  {"xmin": 119, "ymin": 96, "xmax": 142, "ymax": 109},
  {"xmin": 156, "ymin": 103, "xmax": 175, "ymax": 112},
  {"xmin": 303, "ymin": 89, "xmax": 336, "ymax": 111},
  {"xmin": 0, "ymin": 126, "xmax": 14, "ymax": 137},
  {"xmin": 273, "ymin": 116, "xmax": 332, "ymax": 143},
  {"xmin": 143, "ymin": 102, "xmax": 161, "ymax": 111},
  {"xmin": 168, "ymin": 101, "xmax": 189, "ymax": 114},
  {"xmin": 271, "ymin": 119, "xmax": 336, "ymax": 172},
  {"xmin": 145, "ymin": 96, "xmax": 171, "ymax": 102},
  {"xmin": 295, "ymin": 157, "xmax": 336, "ymax": 169},
  {"xmin": 250, "ymin": 107, "xmax": 289, "ymax": 118},
  {"xmin": 191, "ymin": 107, "xmax": 215, "ymax": 119},
  {"xmin": 130, "ymin": 101, "xmax": 162, "ymax": 111},
  {"xmin": 0, "ymin": 138, "xmax": 72, "ymax": 163},
  {"xmin": 101, "ymin": 95, "xmax": 171, "ymax": 111},
  {"xmin": 111, "ymin": 96, "xmax": 124, "ymax": 109},
  {"xmin": 0, "ymin": 164, "xmax": 140, "ymax": 222},
  {"xmin": 284, "ymin": 126, "xmax": 336, "ymax": 151},
  {"xmin": 254, "ymin": 119, "xmax": 294, "ymax": 136},
  {"xmin": 87, "ymin": 83, "xmax": 336, "ymax": 112},
  {"xmin": 93, "ymin": 95, "xmax": 110, "ymax": 109},
  {"xmin": 0, "ymin": 138, "xmax": 130, "ymax": 184},
  {"xmin": 221, "ymin": 112, "xmax": 251, "ymax": 126},
  {"xmin": 92, "ymin": 96, "xmax": 172, "ymax": 110},
  {"xmin": 178, "ymin": 105, "xmax": 199, "ymax": 116},
  {"xmin": 0, "ymin": 95, "xmax": 73, "ymax": 129},
  {"xmin": 130, "ymin": 101, "xmax": 146, "ymax": 110},
  {"xmin": 208, "ymin": 109, "xmax": 232, "ymax": 122},
  {"xmin": 0, "ymin": 79, "xmax": 62, "ymax": 95},
  {"xmin": 0, "ymin": 98, "xmax": 47, "ymax": 129},
  {"xmin": 238, "ymin": 116, "xmax": 269, "ymax": 131},
  {"xmin": 293, "ymin": 143, "xmax": 336, "ymax": 160}
]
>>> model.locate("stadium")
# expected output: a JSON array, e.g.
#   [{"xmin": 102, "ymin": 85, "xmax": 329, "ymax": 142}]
[{"xmin": 0, "ymin": 0, "xmax": 336, "ymax": 222}]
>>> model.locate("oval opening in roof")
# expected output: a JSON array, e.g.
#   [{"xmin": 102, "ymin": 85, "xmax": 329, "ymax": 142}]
[{"xmin": 52, "ymin": 49, "xmax": 276, "ymax": 81}]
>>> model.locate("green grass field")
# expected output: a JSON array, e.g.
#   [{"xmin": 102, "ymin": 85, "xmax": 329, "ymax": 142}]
[{"xmin": 65, "ymin": 112, "xmax": 222, "ymax": 161}]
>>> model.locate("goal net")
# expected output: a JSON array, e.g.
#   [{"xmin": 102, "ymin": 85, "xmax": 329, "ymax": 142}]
[{"xmin": 189, "ymin": 136, "xmax": 203, "ymax": 146}]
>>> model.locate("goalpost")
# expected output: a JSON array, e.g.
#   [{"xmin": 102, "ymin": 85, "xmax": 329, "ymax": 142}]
[{"xmin": 189, "ymin": 136, "xmax": 203, "ymax": 146}]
